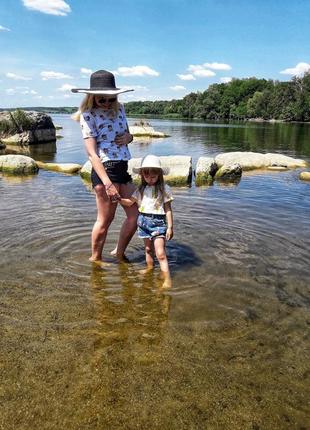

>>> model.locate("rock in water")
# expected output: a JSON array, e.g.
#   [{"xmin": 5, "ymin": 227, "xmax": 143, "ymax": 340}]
[
  {"xmin": 0, "ymin": 154, "xmax": 38, "ymax": 174},
  {"xmin": 0, "ymin": 110, "xmax": 56, "ymax": 145}
]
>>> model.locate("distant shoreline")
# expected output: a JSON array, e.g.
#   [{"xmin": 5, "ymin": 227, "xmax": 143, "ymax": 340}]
[{"xmin": 0, "ymin": 107, "xmax": 309, "ymax": 124}]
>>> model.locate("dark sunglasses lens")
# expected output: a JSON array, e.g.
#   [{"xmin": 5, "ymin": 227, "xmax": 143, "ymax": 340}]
[{"xmin": 98, "ymin": 97, "xmax": 116, "ymax": 103}]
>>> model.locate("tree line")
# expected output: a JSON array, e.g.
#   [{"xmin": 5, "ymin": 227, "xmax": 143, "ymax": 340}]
[{"xmin": 124, "ymin": 72, "xmax": 310, "ymax": 122}]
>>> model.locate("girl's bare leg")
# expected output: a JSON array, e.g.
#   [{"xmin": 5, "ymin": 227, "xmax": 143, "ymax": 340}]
[
  {"xmin": 90, "ymin": 184, "xmax": 118, "ymax": 262},
  {"xmin": 112, "ymin": 182, "xmax": 138, "ymax": 260},
  {"xmin": 154, "ymin": 237, "xmax": 172, "ymax": 288},
  {"xmin": 140, "ymin": 238, "xmax": 155, "ymax": 274}
]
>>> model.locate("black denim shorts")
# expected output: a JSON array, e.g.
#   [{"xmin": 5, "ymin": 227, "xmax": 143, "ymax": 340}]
[{"xmin": 91, "ymin": 160, "xmax": 132, "ymax": 187}]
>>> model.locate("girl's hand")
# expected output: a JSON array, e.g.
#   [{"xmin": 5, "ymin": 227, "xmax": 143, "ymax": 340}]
[
  {"xmin": 105, "ymin": 182, "xmax": 120, "ymax": 203},
  {"xmin": 115, "ymin": 132, "xmax": 133, "ymax": 146},
  {"xmin": 166, "ymin": 227, "xmax": 173, "ymax": 240}
]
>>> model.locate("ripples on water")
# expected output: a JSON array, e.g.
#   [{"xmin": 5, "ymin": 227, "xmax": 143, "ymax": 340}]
[{"xmin": 1, "ymin": 117, "xmax": 310, "ymax": 429}]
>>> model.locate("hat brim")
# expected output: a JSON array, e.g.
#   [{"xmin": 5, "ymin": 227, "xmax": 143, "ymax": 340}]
[
  {"xmin": 71, "ymin": 88, "xmax": 134, "ymax": 95},
  {"xmin": 132, "ymin": 167, "xmax": 170, "ymax": 175}
]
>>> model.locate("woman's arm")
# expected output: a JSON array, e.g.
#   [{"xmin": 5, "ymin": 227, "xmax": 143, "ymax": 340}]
[
  {"xmin": 84, "ymin": 137, "xmax": 120, "ymax": 200},
  {"xmin": 164, "ymin": 201, "xmax": 173, "ymax": 240}
]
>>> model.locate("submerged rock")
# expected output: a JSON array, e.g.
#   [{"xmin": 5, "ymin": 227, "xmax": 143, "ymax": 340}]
[
  {"xmin": 36, "ymin": 161, "xmax": 82, "ymax": 174},
  {"xmin": 0, "ymin": 154, "xmax": 38, "ymax": 174},
  {"xmin": 0, "ymin": 110, "xmax": 56, "ymax": 145}
]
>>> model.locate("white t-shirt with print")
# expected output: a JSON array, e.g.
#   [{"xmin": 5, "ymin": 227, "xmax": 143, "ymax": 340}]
[
  {"xmin": 132, "ymin": 184, "xmax": 173, "ymax": 215},
  {"xmin": 80, "ymin": 105, "xmax": 131, "ymax": 162}
]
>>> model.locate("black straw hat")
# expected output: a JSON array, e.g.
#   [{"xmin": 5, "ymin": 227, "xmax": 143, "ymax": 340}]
[{"xmin": 71, "ymin": 70, "xmax": 134, "ymax": 95}]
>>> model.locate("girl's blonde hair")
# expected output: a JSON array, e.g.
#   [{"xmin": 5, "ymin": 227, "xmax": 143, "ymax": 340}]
[{"xmin": 71, "ymin": 94, "xmax": 120, "ymax": 121}]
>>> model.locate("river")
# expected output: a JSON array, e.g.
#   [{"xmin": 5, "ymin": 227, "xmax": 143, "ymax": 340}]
[{"xmin": 1, "ymin": 116, "xmax": 309, "ymax": 429}]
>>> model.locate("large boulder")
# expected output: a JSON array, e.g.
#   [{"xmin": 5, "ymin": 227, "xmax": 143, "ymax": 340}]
[
  {"xmin": 0, "ymin": 110, "xmax": 56, "ymax": 145},
  {"xmin": 195, "ymin": 157, "xmax": 217, "ymax": 185},
  {"xmin": 215, "ymin": 151, "xmax": 307, "ymax": 170},
  {"xmin": 0, "ymin": 154, "xmax": 38, "ymax": 174}
]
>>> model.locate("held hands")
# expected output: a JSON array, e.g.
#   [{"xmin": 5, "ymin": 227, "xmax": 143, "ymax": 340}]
[
  {"xmin": 115, "ymin": 132, "xmax": 133, "ymax": 146},
  {"xmin": 105, "ymin": 182, "xmax": 120, "ymax": 203},
  {"xmin": 166, "ymin": 226, "xmax": 173, "ymax": 240}
]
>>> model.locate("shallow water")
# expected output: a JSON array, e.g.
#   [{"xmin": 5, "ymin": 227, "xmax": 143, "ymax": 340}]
[{"xmin": 1, "ymin": 117, "xmax": 310, "ymax": 429}]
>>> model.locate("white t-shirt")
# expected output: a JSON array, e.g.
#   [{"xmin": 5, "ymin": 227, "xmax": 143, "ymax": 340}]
[
  {"xmin": 132, "ymin": 185, "xmax": 173, "ymax": 215},
  {"xmin": 80, "ymin": 105, "xmax": 131, "ymax": 162}
]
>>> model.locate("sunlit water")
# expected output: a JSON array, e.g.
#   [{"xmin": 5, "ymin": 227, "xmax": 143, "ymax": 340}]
[{"xmin": 1, "ymin": 116, "xmax": 309, "ymax": 429}]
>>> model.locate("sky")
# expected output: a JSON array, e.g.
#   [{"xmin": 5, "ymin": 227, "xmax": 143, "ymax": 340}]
[{"xmin": 0, "ymin": 0, "xmax": 310, "ymax": 108}]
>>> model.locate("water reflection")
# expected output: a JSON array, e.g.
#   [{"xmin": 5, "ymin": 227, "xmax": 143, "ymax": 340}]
[
  {"xmin": 4, "ymin": 141, "xmax": 57, "ymax": 157},
  {"xmin": 90, "ymin": 263, "xmax": 171, "ymax": 358}
]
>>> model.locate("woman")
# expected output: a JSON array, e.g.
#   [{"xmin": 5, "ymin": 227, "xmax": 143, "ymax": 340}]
[{"xmin": 72, "ymin": 70, "xmax": 138, "ymax": 263}]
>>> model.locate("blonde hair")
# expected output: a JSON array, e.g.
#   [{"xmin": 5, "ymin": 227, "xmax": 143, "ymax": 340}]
[{"xmin": 71, "ymin": 94, "xmax": 120, "ymax": 121}]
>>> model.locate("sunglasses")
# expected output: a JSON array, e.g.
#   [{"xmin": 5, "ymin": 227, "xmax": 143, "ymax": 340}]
[{"xmin": 97, "ymin": 97, "xmax": 117, "ymax": 104}]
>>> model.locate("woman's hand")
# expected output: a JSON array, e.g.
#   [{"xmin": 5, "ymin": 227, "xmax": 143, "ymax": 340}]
[
  {"xmin": 166, "ymin": 227, "xmax": 174, "ymax": 240},
  {"xmin": 115, "ymin": 132, "xmax": 133, "ymax": 146},
  {"xmin": 105, "ymin": 182, "xmax": 120, "ymax": 203}
]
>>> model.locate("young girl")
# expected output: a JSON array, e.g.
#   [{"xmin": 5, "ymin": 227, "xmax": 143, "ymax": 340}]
[{"xmin": 119, "ymin": 155, "xmax": 174, "ymax": 288}]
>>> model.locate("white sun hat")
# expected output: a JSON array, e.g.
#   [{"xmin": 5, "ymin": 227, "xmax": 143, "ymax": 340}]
[{"xmin": 133, "ymin": 154, "xmax": 169, "ymax": 175}]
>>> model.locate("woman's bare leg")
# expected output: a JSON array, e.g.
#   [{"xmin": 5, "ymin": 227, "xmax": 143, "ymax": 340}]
[
  {"xmin": 112, "ymin": 182, "xmax": 138, "ymax": 259},
  {"xmin": 90, "ymin": 184, "xmax": 118, "ymax": 262}
]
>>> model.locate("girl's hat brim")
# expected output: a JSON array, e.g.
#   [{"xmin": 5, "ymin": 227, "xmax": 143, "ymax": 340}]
[
  {"xmin": 71, "ymin": 88, "xmax": 134, "ymax": 95},
  {"xmin": 132, "ymin": 166, "xmax": 170, "ymax": 175}
]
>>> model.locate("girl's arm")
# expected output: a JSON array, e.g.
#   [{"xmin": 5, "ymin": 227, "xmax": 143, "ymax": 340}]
[
  {"xmin": 164, "ymin": 201, "xmax": 173, "ymax": 240},
  {"xmin": 84, "ymin": 137, "xmax": 120, "ymax": 200},
  {"xmin": 119, "ymin": 197, "xmax": 136, "ymax": 207}
]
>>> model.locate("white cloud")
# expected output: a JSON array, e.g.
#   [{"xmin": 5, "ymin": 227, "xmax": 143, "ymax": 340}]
[
  {"xmin": 21, "ymin": 90, "xmax": 38, "ymax": 95},
  {"xmin": 177, "ymin": 73, "xmax": 196, "ymax": 81},
  {"xmin": 113, "ymin": 66, "xmax": 159, "ymax": 77},
  {"xmin": 6, "ymin": 72, "xmax": 32, "ymax": 81},
  {"xmin": 81, "ymin": 67, "xmax": 92, "ymax": 76},
  {"xmin": 41, "ymin": 71, "xmax": 73, "ymax": 80},
  {"xmin": 220, "ymin": 77, "xmax": 232, "ymax": 83},
  {"xmin": 0, "ymin": 25, "xmax": 11, "ymax": 31},
  {"xmin": 170, "ymin": 85, "xmax": 186, "ymax": 91},
  {"xmin": 6, "ymin": 89, "xmax": 16, "ymax": 95},
  {"xmin": 22, "ymin": 0, "xmax": 71, "ymax": 16},
  {"xmin": 204, "ymin": 62, "xmax": 231, "ymax": 70},
  {"xmin": 57, "ymin": 83, "xmax": 75, "ymax": 91},
  {"xmin": 188, "ymin": 64, "xmax": 216, "ymax": 77},
  {"xmin": 122, "ymin": 85, "xmax": 149, "ymax": 92},
  {"xmin": 280, "ymin": 62, "xmax": 310, "ymax": 77}
]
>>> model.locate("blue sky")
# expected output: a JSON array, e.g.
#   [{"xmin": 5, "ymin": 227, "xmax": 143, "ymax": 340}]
[{"xmin": 0, "ymin": 0, "xmax": 309, "ymax": 108}]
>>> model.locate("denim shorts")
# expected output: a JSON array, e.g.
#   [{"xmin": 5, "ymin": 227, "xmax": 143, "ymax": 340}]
[
  {"xmin": 137, "ymin": 213, "xmax": 167, "ymax": 240},
  {"xmin": 91, "ymin": 160, "xmax": 132, "ymax": 187}
]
